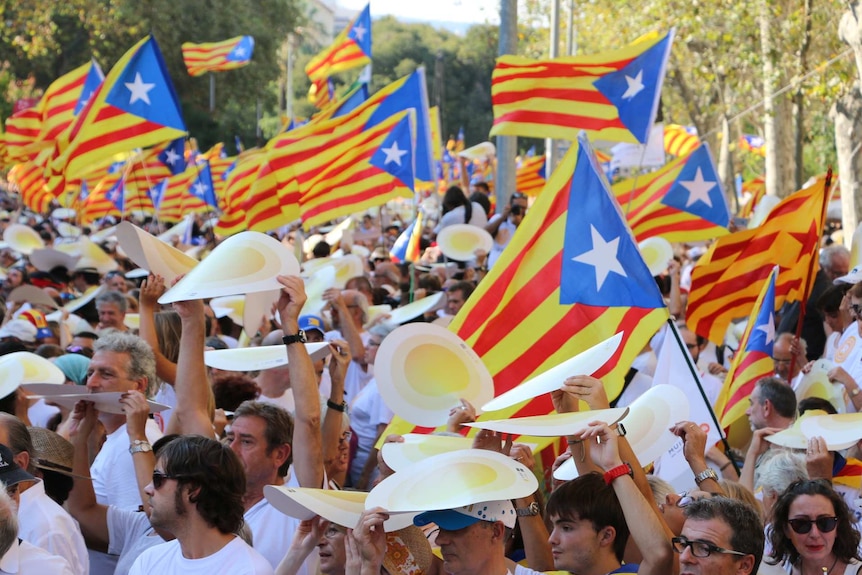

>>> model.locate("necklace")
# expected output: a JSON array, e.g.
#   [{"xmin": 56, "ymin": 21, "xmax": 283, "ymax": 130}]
[{"xmin": 802, "ymin": 556, "xmax": 839, "ymax": 575}]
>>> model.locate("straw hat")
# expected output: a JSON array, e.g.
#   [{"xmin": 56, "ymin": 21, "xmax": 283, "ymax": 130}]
[
  {"xmin": 27, "ymin": 426, "xmax": 90, "ymax": 479},
  {"xmin": 383, "ymin": 526, "xmax": 434, "ymax": 575}
]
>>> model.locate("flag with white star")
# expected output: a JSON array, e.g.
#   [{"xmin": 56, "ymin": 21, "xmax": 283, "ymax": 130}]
[
  {"xmin": 612, "ymin": 142, "xmax": 731, "ymax": 243},
  {"xmin": 713, "ymin": 266, "xmax": 777, "ymax": 428},
  {"xmin": 491, "ymin": 30, "xmax": 674, "ymax": 144},
  {"xmin": 188, "ymin": 162, "xmax": 218, "ymax": 208},
  {"xmin": 51, "ymin": 35, "xmax": 187, "ymax": 181},
  {"xmin": 182, "ymin": 36, "xmax": 255, "ymax": 77},
  {"xmin": 369, "ymin": 113, "xmax": 414, "ymax": 191},
  {"xmin": 305, "ymin": 3, "xmax": 372, "ymax": 82},
  {"xmin": 158, "ymin": 138, "xmax": 186, "ymax": 175},
  {"xmin": 73, "ymin": 59, "xmax": 105, "ymax": 116}
]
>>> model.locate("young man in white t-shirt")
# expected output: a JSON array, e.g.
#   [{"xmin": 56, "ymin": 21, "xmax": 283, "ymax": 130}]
[{"xmin": 128, "ymin": 435, "xmax": 272, "ymax": 575}]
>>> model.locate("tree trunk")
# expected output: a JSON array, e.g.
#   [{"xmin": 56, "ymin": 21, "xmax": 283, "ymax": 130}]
[
  {"xmin": 794, "ymin": 0, "xmax": 813, "ymax": 191},
  {"xmin": 760, "ymin": 0, "xmax": 781, "ymax": 197},
  {"xmin": 831, "ymin": 88, "xmax": 862, "ymax": 237}
]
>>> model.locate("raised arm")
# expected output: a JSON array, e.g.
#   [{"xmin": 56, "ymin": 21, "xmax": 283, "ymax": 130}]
[
  {"xmin": 120, "ymin": 391, "xmax": 157, "ymax": 513},
  {"xmin": 138, "ymin": 275, "xmax": 177, "ymax": 384},
  {"xmin": 322, "ymin": 340, "xmax": 349, "ymax": 486},
  {"xmin": 66, "ymin": 401, "xmax": 110, "ymax": 550},
  {"xmin": 323, "ymin": 288, "xmax": 365, "ymax": 361},
  {"xmin": 165, "ymin": 294, "xmax": 215, "ymax": 436},
  {"xmin": 278, "ymin": 275, "xmax": 323, "ymax": 488},
  {"xmin": 580, "ymin": 422, "xmax": 673, "ymax": 575}
]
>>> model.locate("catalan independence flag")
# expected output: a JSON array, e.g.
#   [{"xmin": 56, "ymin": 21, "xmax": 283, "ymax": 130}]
[
  {"xmin": 34, "ymin": 60, "xmax": 104, "ymax": 151},
  {"xmin": 305, "ymin": 3, "xmax": 371, "ymax": 83},
  {"xmin": 182, "ymin": 36, "xmax": 255, "ymax": 77},
  {"xmin": 216, "ymin": 149, "xmax": 265, "ymax": 236},
  {"xmin": 8, "ymin": 159, "xmax": 53, "ymax": 213},
  {"xmin": 390, "ymin": 212, "xmax": 423, "ymax": 263},
  {"xmin": 382, "ymin": 132, "xmax": 668, "ymax": 444},
  {"xmin": 4, "ymin": 106, "xmax": 42, "ymax": 163},
  {"xmin": 516, "ymin": 155, "xmax": 546, "ymax": 196},
  {"xmin": 52, "ymin": 35, "xmax": 187, "ymax": 181},
  {"xmin": 491, "ymin": 30, "xmax": 674, "ymax": 144},
  {"xmin": 713, "ymin": 266, "xmax": 777, "ymax": 428},
  {"xmin": 738, "ymin": 176, "xmax": 766, "ymax": 218},
  {"xmin": 686, "ymin": 177, "xmax": 829, "ymax": 345},
  {"xmin": 663, "ymin": 124, "xmax": 699, "ymax": 157},
  {"xmin": 738, "ymin": 134, "xmax": 766, "ymax": 157},
  {"xmin": 612, "ymin": 143, "xmax": 731, "ymax": 243}
]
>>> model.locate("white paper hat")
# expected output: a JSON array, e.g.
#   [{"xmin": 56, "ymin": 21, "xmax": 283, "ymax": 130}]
[
  {"xmin": 374, "ymin": 323, "xmax": 494, "ymax": 427},
  {"xmin": 116, "ymin": 222, "xmax": 198, "ymax": 285},
  {"xmin": 59, "ymin": 237, "xmax": 118, "ymax": 274},
  {"xmin": 40, "ymin": 391, "xmax": 170, "ymax": 415},
  {"xmin": 795, "ymin": 359, "xmax": 845, "ymax": 411},
  {"xmin": 203, "ymin": 342, "xmax": 331, "ymax": 372},
  {"xmin": 481, "ymin": 332, "xmax": 623, "ymax": 412},
  {"xmin": 159, "ymin": 232, "xmax": 300, "ymax": 304},
  {"xmin": 30, "ymin": 248, "xmax": 81, "ymax": 273},
  {"xmin": 766, "ymin": 410, "xmax": 828, "ymax": 451},
  {"xmin": 381, "ymin": 434, "xmax": 474, "ymax": 472},
  {"xmin": 3, "ymin": 224, "xmax": 44, "ymax": 255},
  {"xmin": 638, "ymin": 237, "xmax": 674, "ymax": 277},
  {"xmin": 458, "ymin": 141, "xmax": 495, "ymax": 159},
  {"xmin": 0, "ymin": 352, "xmax": 66, "ymax": 385},
  {"xmin": 0, "ymin": 361, "xmax": 25, "ymax": 399},
  {"xmin": 263, "ymin": 486, "xmax": 417, "ymax": 531},
  {"xmin": 385, "ymin": 292, "xmax": 444, "ymax": 326},
  {"xmin": 51, "ymin": 208, "xmax": 76, "ymax": 221},
  {"xmin": 799, "ymin": 413, "xmax": 862, "ymax": 451},
  {"xmin": 300, "ymin": 266, "xmax": 337, "ymax": 317},
  {"xmin": 301, "ymin": 254, "xmax": 364, "ymax": 289},
  {"xmin": 465, "ymin": 407, "xmax": 628, "ymax": 437},
  {"xmin": 365, "ymin": 449, "xmax": 537, "ymax": 513},
  {"xmin": 437, "ymin": 225, "xmax": 493, "ymax": 261},
  {"xmin": 7, "ymin": 285, "xmax": 59, "ymax": 309}
]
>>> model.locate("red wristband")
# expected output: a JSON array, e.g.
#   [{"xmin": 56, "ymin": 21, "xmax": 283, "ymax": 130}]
[{"xmin": 603, "ymin": 462, "xmax": 633, "ymax": 485}]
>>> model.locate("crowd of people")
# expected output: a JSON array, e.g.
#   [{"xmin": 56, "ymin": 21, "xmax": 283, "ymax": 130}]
[{"xmin": 0, "ymin": 181, "xmax": 857, "ymax": 575}]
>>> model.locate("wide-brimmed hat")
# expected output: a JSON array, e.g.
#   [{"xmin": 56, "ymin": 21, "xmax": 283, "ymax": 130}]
[
  {"xmin": 381, "ymin": 433, "xmax": 474, "ymax": 472},
  {"xmin": 29, "ymin": 248, "xmax": 81, "ymax": 274},
  {"xmin": 374, "ymin": 323, "xmax": 494, "ymax": 427},
  {"xmin": 383, "ymin": 526, "xmax": 435, "ymax": 575},
  {"xmin": 8, "ymin": 285, "xmax": 59, "ymax": 310},
  {"xmin": 384, "ymin": 292, "xmax": 444, "ymax": 326},
  {"xmin": 799, "ymin": 412, "xmax": 862, "ymax": 451},
  {"xmin": 436, "ymin": 224, "xmax": 493, "ymax": 261},
  {"xmin": 466, "ymin": 407, "xmax": 628, "ymax": 437},
  {"xmin": 3, "ymin": 224, "xmax": 44, "ymax": 255},
  {"xmin": 638, "ymin": 237, "xmax": 674, "ymax": 277},
  {"xmin": 116, "ymin": 222, "xmax": 198, "ymax": 285},
  {"xmin": 203, "ymin": 342, "xmax": 331, "ymax": 372},
  {"xmin": 27, "ymin": 426, "xmax": 89, "ymax": 479},
  {"xmin": 413, "ymin": 500, "xmax": 517, "ymax": 529}
]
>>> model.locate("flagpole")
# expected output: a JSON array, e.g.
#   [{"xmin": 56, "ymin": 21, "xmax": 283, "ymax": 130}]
[
  {"xmin": 790, "ymin": 167, "xmax": 833, "ymax": 380},
  {"xmin": 665, "ymin": 318, "xmax": 741, "ymax": 476}
]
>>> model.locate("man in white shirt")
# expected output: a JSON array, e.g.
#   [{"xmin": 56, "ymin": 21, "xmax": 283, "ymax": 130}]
[
  {"xmin": 0, "ymin": 470, "xmax": 74, "ymax": 575},
  {"xmin": 128, "ymin": 435, "xmax": 272, "ymax": 575},
  {"xmin": 0, "ymin": 414, "xmax": 88, "ymax": 575}
]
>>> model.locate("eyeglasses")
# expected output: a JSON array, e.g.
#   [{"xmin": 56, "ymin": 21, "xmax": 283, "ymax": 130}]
[
  {"xmin": 787, "ymin": 516, "xmax": 839, "ymax": 534},
  {"xmin": 851, "ymin": 303, "xmax": 862, "ymax": 317},
  {"xmin": 672, "ymin": 536, "xmax": 748, "ymax": 558},
  {"xmin": 152, "ymin": 470, "xmax": 187, "ymax": 490}
]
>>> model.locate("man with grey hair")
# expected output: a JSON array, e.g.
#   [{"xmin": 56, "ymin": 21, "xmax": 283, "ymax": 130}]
[
  {"xmin": 0, "ymin": 414, "xmax": 88, "ymax": 574},
  {"xmin": 0, "ymin": 463, "xmax": 75, "ymax": 574},
  {"xmin": 96, "ymin": 290, "xmax": 129, "ymax": 332},
  {"xmin": 82, "ymin": 331, "xmax": 163, "ymax": 510},
  {"xmin": 777, "ymin": 244, "xmax": 849, "ymax": 361}
]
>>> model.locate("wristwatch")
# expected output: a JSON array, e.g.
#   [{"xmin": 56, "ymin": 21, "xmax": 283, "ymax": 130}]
[
  {"xmin": 282, "ymin": 330, "xmax": 307, "ymax": 345},
  {"xmin": 129, "ymin": 440, "xmax": 152, "ymax": 455},
  {"xmin": 694, "ymin": 468, "xmax": 719, "ymax": 485},
  {"xmin": 515, "ymin": 501, "xmax": 540, "ymax": 517}
]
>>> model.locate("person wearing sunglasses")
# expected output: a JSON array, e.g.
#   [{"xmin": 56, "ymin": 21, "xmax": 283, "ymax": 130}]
[{"xmin": 765, "ymin": 479, "xmax": 862, "ymax": 574}]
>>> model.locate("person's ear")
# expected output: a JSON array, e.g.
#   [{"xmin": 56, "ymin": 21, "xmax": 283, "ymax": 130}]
[{"xmin": 735, "ymin": 553, "xmax": 755, "ymax": 575}]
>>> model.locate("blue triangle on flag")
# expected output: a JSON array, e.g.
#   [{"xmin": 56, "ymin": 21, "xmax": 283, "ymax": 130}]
[
  {"xmin": 347, "ymin": 4, "xmax": 372, "ymax": 56},
  {"xmin": 104, "ymin": 37, "xmax": 186, "ymax": 131},
  {"xmin": 745, "ymin": 271, "xmax": 777, "ymax": 355},
  {"xmin": 560, "ymin": 133, "xmax": 666, "ymax": 308},
  {"xmin": 74, "ymin": 60, "xmax": 105, "ymax": 116},
  {"xmin": 107, "ymin": 176, "xmax": 125, "ymax": 213},
  {"xmin": 159, "ymin": 138, "xmax": 186, "ymax": 175},
  {"xmin": 333, "ymin": 83, "xmax": 369, "ymax": 118},
  {"xmin": 369, "ymin": 115, "xmax": 414, "ymax": 191},
  {"xmin": 149, "ymin": 179, "xmax": 167, "ymax": 210},
  {"xmin": 227, "ymin": 36, "xmax": 255, "ymax": 63},
  {"xmin": 592, "ymin": 31, "xmax": 673, "ymax": 144},
  {"xmin": 190, "ymin": 162, "xmax": 218, "ymax": 208},
  {"xmin": 661, "ymin": 143, "xmax": 730, "ymax": 227}
]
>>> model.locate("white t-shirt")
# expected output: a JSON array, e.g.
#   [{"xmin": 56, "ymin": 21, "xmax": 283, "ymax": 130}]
[
  {"xmin": 153, "ymin": 383, "xmax": 177, "ymax": 432},
  {"xmin": 348, "ymin": 378, "xmax": 393, "ymax": 486},
  {"xmin": 324, "ymin": 330, "xmax": 374, "ymax": 404},
  {"xmin": 0, "ymin": 539, "xmax": 75, "ymax": 575},
  {"xmin": 488, "ymin": 216, "xmax": 518, "ymax": 269},
  {"xmin": 434, "ymin": 202, "xmax": 489, "ymax": 234},
  {"xmin": 128, "ymin": 537, "xmax": 273, "ymax": 575},
  {"xmin": 91, "ymin": 420, "xmax": 164, "ymax": 509},
  {"xmin": 18, "ymin": 480, "xmax": 89, "ymax": 575},
  {"xmin": 107, "ymin": 506, "xmax": 166, "ymax": 575},
  {"xmin": 824, "ymin": 330, "xmax": 842, "ymax": 361},
  {"xmin": 258, "ymin": 389, "xmax": 296, "ymax": 413}
]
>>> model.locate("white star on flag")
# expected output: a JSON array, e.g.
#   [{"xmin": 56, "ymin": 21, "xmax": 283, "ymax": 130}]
[
  {"xmin": 352, "ymin": 23, "xmax": 367, "ymax": 42},
  {"xmin": 164, "ymin": 149, "xmax": 180, "ymax": 166},
  {"xmin": 679, "ymin": 167, "xmax": 716, "ymax": 208},
  {"xmin": 572, "ymin": 225, "xmax": 628, "ymax": 291},
  {"xmin": 232, "ymin": 46, "xmax": 247, "ymax": 58},
  {"xmin": 193, "ymin": 182, "xmax": 208, "ymax": 198},
  {"xmin": 622, "ymin": 70, "xmax": 645, "ymax": 100},
  {"xmin": 125, "ymin": 72, "xmax": 156, "ymax": 105},
  {"xmin": 756, "ymin": 312, "xmax": 775, "ymax": 346},
  {"xmin": 381, "ymin": 141, "xmax": 408, "ymax": 166}
]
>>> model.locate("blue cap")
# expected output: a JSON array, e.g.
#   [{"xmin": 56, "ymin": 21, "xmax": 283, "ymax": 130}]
[
  {"xmin": 299, "ymin": 315, "xmax": 325, "ymax": 336},
  {"xmin": 413, "ymin": 509, "xmax": 481, "ymax": 531}
]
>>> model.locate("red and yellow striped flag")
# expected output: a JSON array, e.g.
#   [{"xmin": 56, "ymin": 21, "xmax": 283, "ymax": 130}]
[
  {"xmin": 182, "ymin": 36, "xmax": 254, "ymax": 77},
  {"xmin": 663, "ymin": 124, "xmax": 699, "ymax": 157},
  {"xmin": 305, "ymin": 4, "xmax": 371, "ymax": 83},
  {"xmin": 738, "ymin": 176, "xmax": 766, "ymax": 219},
  {"xmin": 242, "ymin": 160, "xmax": 300, "ymax": 233},
  {"xmin": 4, "ymin": 107, "xmax": 42, "ymax": 162},
  {"xmin": 216, "ymin": 150, "xmax": 265, "ymax": 236},
  {"xmin": 516, "ymin": 155, "xmax": 546, "ymax": 196},
  {"xmin": 491, "ymin": 31, "xmax": 673, "ymax": 144},
  {"xmin": 34, "ymin": 61, "xmax": 97, "ymax": 151},
  {"xmin": 686, "ymin": 178, "xmax": 829, "ymax": 345},
  {"xmin": 8, "ymin": 160, "xmax": 53, "ymax": 213}
]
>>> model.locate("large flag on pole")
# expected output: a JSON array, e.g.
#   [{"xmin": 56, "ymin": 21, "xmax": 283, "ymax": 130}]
[
  {"xmin": 612, "ymin": 143, "xmax": 731, "ymax": 243},
  {"xmin": 490, "ymin": 30, "xmax": 673, "ymax": 143},
  {"xmin": 182, "ymin": 36, "xmax": 255, "ymax": 77},
  {"xmin": 713, "ymin": 267, "xmax": 778, "ymax": 428},
  {"xmin": 52, "ymin": 35, "xmax": 187, "ymax": 180},
  {"xmin": 305, "ymin": 3, "xmax": 372, "ymax": 82},
  {"xmin": 686, "ymin": 179, "xmax": 828, "ymax": 344}
]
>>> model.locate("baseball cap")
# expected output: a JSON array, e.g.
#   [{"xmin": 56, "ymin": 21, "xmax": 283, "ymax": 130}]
[
  {"xmin": 0, "ymin": 443, "xmax": 36, "ymax": 487},
  {"xmin": 0, "ymin": 319, "xmax": 37, "ymax": 343},
  {"xmin": 413, "ymin": 500, "xmax": 517, "ymax": 530},
  {"xmin": 19, "ymin": 309, "xmax": 53, "ymax": 340},
  {"xmin": 834, "ymin": 265, "xmax": 862, "ymax": 286},
  {"xmin": 299, "ymin": 315, "xmax": 325, "ymax": 336}
]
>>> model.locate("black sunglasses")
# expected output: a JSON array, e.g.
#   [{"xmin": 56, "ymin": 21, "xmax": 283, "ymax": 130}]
[
  {"xmin": 788, "ymin": 517, "xmax": 839, "ymax": 534},
  {"xmin": 152, "ymin": 470, "xmax": 187, "ymax": 490}
]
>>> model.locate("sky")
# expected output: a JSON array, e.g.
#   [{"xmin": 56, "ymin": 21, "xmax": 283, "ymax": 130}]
[{"xmin": 337, "ymin": 0, "xmax": 500, "ymax": 32}]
